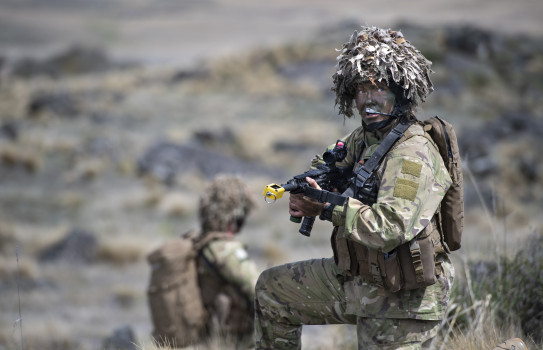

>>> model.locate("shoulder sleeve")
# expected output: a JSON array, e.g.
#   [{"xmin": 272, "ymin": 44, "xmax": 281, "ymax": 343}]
[
  {"xmin": 203, "ymin": 240, "xmax": 260, "ymax": 298},
  {"xmin": 342, "ymin": 133, "xmax": 452, "ymax": 253}
]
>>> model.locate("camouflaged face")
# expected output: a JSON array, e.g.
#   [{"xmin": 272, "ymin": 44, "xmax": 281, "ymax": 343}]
[
  {"xmin": 332, "ymin": 26, "xmax": 434, "ymax": 117},
  {"xmin": 199, "ymin": 175, "xmax": 255, "ymax": 233}
]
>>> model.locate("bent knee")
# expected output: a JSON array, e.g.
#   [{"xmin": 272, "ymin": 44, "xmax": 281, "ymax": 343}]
[{"xmin": 255, "ymin": 266, "xmax": 280, "ymax": 294}]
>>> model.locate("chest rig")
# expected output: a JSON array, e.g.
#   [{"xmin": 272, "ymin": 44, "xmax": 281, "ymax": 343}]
[{"xmin": 333, "ymin": 117, "xmax": 445, "ymax": 292}]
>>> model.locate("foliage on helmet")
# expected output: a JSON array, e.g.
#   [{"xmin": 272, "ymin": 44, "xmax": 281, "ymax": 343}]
[
  {"xmin": 199, "ymin": 175, "xmax": 255, "ymax": 233},
  {"xmin": 332, "ymin": 26, "xmax": 434, "ymax": 117}
]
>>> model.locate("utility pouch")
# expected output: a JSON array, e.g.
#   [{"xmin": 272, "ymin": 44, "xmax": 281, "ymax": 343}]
[
  {"xmin": 352, "ymin": 242, "xmax": 403, "ymax": 293},
  {"xmin": 377, "ymin": 249, "xmax": 402, "ymax": 292},
  {"xmin": 397, "ymin": 229, "xmax": 437, "ymax": 290}
]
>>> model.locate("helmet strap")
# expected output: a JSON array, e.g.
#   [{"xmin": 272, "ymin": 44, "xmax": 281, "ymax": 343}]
[{"xmin": 366, "ymin": 117, "xmax": 396, "ymax": 131}]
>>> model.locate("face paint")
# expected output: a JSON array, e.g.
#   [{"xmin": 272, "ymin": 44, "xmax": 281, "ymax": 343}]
[{"xmin": 356, "ymin": 81, "xmax": 396, "ymax": 128}]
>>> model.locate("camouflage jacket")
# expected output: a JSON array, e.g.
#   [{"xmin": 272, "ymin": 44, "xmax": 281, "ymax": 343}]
[
  {"xmin": 199, "ymin": 234, "xmax": 259, "ymax": 299},
  {"xmin": 197, "ymin": 233, "xmax": 259, "ymax": 332},
  {"xmin": 313, "ymin": 120, "xmax": 454, "ymax": 320}
]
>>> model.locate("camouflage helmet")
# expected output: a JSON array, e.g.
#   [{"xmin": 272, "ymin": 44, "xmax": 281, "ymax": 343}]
[
  {"xmin": 332, "ymin": 26, "xmax": 434, "ymax": 117},
  {"xmin": 199, "ymin": 175, "xmax": 255, "ymax": 234}
]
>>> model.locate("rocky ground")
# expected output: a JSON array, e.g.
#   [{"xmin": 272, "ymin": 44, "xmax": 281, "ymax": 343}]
[{"xmin": 1, "ymin": 1, "xmax": 543, "ymax": 349}]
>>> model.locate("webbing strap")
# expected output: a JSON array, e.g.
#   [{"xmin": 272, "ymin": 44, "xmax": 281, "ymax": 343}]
[
  {"xmin": 196, "ymin": 232, "xmax": 235, "ymax": 284},
  {"xmin": 368, "ymin": 249, "xmax": 384, "ymax": 287},
  {"xmin": 193, "ymin": 231, "xmax": 233, "ymax": 251},
  {"xmin": 303, "ymin": 187, "xmax": 348, "ymax": 206},
  {"xmin": 436, "ymin": 116, "xmax": 453, "ymax": 159},
  {"xmin": 409, "ymin": 240, "xmax": 425, "ymax": 283},
  {"xmin": 355, "ymin": 117, "xmax": 412, "ymax": 185}
]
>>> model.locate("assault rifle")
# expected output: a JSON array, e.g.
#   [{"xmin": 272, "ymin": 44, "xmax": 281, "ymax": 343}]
[{"xmin": 263, "ymin": 140, "xmax": 352, "ymax": 237}]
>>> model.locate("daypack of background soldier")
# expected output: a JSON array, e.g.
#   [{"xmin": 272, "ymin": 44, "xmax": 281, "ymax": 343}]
[{"xmin": 147, "ymin": 175, "xmax": 259, "ymax": 348}]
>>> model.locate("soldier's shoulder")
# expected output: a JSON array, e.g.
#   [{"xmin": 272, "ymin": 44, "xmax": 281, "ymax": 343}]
[
  {"xmin": 388, "ymin": 123, "xmax": 443, "ymax": 167},
  {"xmin": 406, "ymin": 122, "xmax": 425, "ymax": 136},
  {"xmin": 392, "ymin": 124, "xmax": 431, "ymax": 154},
  {"xmin": 207, "ymin": 238, "xmax": 243, "ymax": 251},
  {"xmin": 207, "ymin": 239, "xmax": 248, "ymax": 261}
]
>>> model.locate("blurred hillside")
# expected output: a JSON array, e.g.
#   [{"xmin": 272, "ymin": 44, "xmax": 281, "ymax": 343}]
[{"xmin": 1, "ymin": 7, "xmax": 543, "ymax": 350}]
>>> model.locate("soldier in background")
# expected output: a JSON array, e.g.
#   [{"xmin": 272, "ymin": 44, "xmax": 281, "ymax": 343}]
[{"xmin": 196, "ymin": 175, "xmax": 259, "ymax": 346}]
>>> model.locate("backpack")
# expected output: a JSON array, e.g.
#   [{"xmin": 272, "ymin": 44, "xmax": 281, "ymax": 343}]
[
  {"xmin": 146, "ymin": 230, "xmax": 211, "ymax": 347},
  {"xmin": 420, "ymin": 116, "xmax": 464, "ymax": 252}
]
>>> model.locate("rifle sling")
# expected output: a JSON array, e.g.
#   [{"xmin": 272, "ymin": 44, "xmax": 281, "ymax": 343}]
[{"xmin": 303, "ymin": 187, "xmax": 347, "ymax": 206}]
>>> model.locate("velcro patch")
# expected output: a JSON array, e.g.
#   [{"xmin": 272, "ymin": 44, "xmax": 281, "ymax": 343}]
[
  {"xmin": 401, "ymin": 160, "xmax": 422, "ymax": 178},
  {"xmin": 393, "ymin": 178, "xmax": 419, "ymax": 201},
  {"xmin": 235, "ymin": 248, "xmax": 248, "ymax": 261}
]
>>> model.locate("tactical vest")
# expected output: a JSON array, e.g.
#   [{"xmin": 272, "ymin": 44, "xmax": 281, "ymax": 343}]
[{"xmin": 332, "ymin": 123, "xmax": 448, "ymax": 292}]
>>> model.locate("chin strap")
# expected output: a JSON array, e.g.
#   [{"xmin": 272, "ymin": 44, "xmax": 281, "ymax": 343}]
[
  {"xmin": 366, "ymin": 117, "xmax": 396, "ymax": 131},
  {"xmin": 365, "ymin": 100, "xmax": 411, "ymax": 131}
]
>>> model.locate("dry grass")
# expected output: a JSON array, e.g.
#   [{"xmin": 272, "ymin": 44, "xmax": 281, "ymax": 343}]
[
  {"xmin": 136, "ymin": 333, "xmax": 253, "ymax": 350},
  {"xmin": 1, "ymin": 18, "xmax": 542, "ymax": 350},
  {"xmin": 97, "ymin": 236, "xmax": 147, "ymax": 265},
  {"xmin": 0, "ymin": 220, "xmax": 16, "ymax": 252},
  {"xmin": 0, "ymin": 255, "xmax": 38, "ymax": 282},
  {"xmin": 432, "ymin": 162, "xmax": 543, "ymax": 349},
  {"xmin": 63, "ymin": 157, "xmax": 108, "ymax": 183},
  {"xmin": 0, "ymin": 143, "xmax": 41, "ymax": 173},
  {"xmin": 200, "ymin": 42, "xmax": 334, "ymax": 99}
]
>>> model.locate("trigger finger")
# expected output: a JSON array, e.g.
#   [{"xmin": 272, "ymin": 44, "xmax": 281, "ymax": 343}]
[{"xmin": 305, "ymin": 177, "xmax": 320, "ymax": 189}]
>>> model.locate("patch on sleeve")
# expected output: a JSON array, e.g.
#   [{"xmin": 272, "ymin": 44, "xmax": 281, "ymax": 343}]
[
  {"xmin": 234, "ymin": 248, "xmax": 248, "ymax": 261},
  {"xmin": 401, "ymin": 160, "xmax": 422, "ymax": 178},
  {"xmin": 393, "ymin": 178, "xmax": 419, "ymax": 201}
]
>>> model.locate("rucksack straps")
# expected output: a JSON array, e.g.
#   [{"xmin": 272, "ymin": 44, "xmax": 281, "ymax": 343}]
[
  {"xmin": 421, "ymin": 116, "xmax": 464, "ymax": 252},
  {"xmin": 344, "ymin": 117, "xmax": 413, "ymax": 199},
  {"xmin": 191, "ymin": 231, "xmax": 233, "ymax": 252}
]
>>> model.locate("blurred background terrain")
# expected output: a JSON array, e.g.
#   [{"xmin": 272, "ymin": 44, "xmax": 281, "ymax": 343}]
[{"xmin": 1, "ymin": 0, "xmax": 543, "ymax": 349}]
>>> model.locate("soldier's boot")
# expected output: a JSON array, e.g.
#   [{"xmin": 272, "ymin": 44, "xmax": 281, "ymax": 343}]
[{"xmin": 492, "ymin": 338, "xmax": 528, "ymax": 350}]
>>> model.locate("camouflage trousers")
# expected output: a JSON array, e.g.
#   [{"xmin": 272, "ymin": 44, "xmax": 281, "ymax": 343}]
[{"xmin": 254, "ymin": 257, "xmax": 440, "ymax": 350}]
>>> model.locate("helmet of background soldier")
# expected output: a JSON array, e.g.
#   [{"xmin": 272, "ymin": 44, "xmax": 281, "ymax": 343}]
[
  {"xmin": 199, "ymin": 175, "xmax": 256, "ymax": 234},
  {"xmin": 332, "ymin": 26, "xmax": 434, "ymax": 118}
]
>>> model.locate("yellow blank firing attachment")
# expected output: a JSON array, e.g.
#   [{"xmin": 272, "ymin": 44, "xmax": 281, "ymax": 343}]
[{"xmin": 263, "ymin": 184, "xmax": 285, "ymax": 203}]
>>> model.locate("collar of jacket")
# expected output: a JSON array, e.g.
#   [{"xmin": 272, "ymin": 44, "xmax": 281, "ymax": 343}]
[{"xmin": 363, "ymin": 117, "xmax": 402, "ymax": 144}]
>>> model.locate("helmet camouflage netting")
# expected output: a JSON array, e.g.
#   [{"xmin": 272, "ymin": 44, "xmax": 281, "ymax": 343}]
[
  {"xmin": 332, "ymin": 26, "xmax": 434, "ymax": 117},
  {"xmin": 199, "ymin": 175, "xmax": 255, "ymax": 233}
]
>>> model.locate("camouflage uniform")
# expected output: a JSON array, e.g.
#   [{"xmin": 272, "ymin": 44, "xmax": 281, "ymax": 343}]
[
  {"xmin": 196, "ymin": 175, "xmax": 259, "ymax": 344},
  {"xmin": 255, "ymin": 122, "xmax": 453, "ymax": 349},
  {"xmin": 198, "ymin": 233, "xmax": 259, "ymax": 340}
]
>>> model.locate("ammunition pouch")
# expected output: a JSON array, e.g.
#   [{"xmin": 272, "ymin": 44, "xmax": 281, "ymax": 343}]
[{"xmin": 348, "ymin": 216, "xmax": 443, "ymax": 292}]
